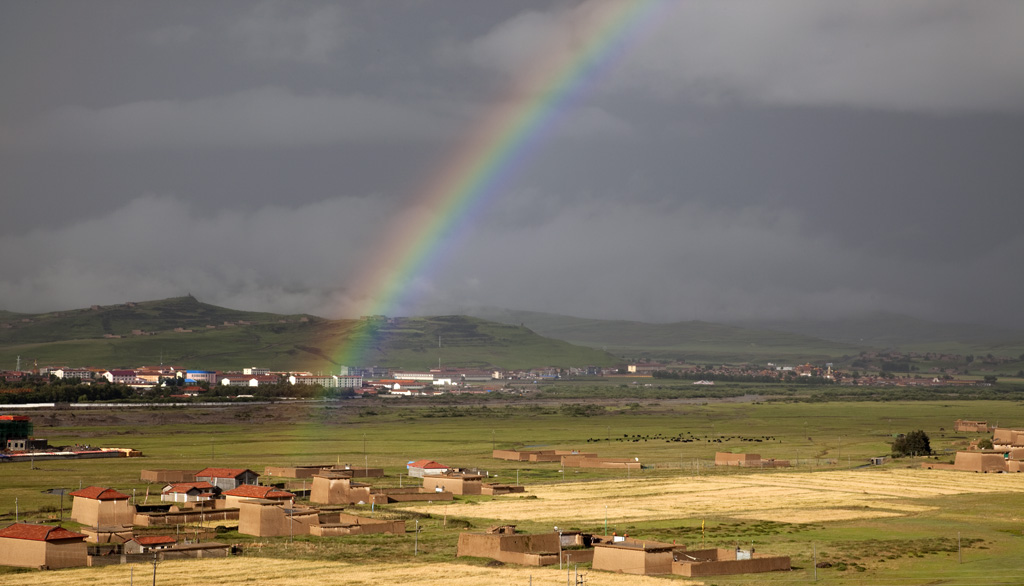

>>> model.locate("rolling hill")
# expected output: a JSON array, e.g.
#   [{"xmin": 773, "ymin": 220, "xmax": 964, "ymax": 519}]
[
  {"xmin": 464, "ymin": 307, "xmax": 1024, "ymax": 364},
  {"xmin": 0, "ymin": 297, "xmax": 617, "ymax": 371}
]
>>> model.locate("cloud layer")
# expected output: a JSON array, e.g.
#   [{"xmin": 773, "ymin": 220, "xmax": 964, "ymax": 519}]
[{"xmin": 2, "ymin": 1, "xmax": 1023, "ymax": 328}]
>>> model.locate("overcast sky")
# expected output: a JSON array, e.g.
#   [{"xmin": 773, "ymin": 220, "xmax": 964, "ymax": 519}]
[{"xmin": 2, "ymin": 1, "xmax": 1023, "ymax": 327}]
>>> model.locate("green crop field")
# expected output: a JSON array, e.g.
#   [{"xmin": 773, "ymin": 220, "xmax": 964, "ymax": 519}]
[{"xmin": 2, "ymin": 392, "xmax": 1023, "ymax": 585}]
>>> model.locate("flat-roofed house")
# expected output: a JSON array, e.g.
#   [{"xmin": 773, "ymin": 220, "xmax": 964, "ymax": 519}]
[
  {"xmin": 592, "ymin": 539, "xmax": 678, "ymax": 575},
  {"xmin": 0, "ymin": 523, "xmax": 88, "ymax": 569}
]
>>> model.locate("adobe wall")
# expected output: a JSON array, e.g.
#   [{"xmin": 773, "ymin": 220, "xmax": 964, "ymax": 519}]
[
  {"xmin": 715, "ymin": 453, "xmax": 760, "ymax": 466},
  {"xmin": 954, "ymin": 451, "xmax": 1008, "ymax": 473},
  {"xmin": 0, "ymin": 538, "xmax": 48, "ymax": 569},
  {"xmin": 673, "ymin": 549, "xmax": 791, "ymax": 577},
  {"xmin": 482, "ymin": 484, "xmax": 525, "ymax": 495},
  {"xmin": 141, "ymin": 470, "xmax": 195, "ymax": 483},
  {"xmin": 378, "ymin": 490, "xmax": 453, "ymax": 503},
  {"xmin": 570, "ymin": 457, "xmax": 640, "ymax": 469},
  {"xmin": 492, "ymin": 450, "xmax": 529, "ymax": 461},
  {"xmin": 133, "ymin": 509, "xmax": 238, "ymax": 527},
  {"xmin": 592, "ymin": 545, "xmax": 673, "ymax": 575},
  {"xmin": 422, "ymin": 476, "xmax": 482, "ymax": 495},
  {"xmin": 265, "ymin": 466, "xmax": 329, "ymax": 478}
]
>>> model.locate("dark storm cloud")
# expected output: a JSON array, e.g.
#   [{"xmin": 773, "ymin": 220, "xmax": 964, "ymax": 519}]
[{"xmin": 1, "ymin": 1, "xmax": 1022, "ymax": 328}]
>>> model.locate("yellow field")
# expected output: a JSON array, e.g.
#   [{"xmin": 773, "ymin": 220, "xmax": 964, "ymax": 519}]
[
  {"xmin": 405, "ymin": 469, "xmax": 1024, "ymax": 524},
  {"xmin": 0, "ymin": 557, "xmax": 697, "ymax": 586}
]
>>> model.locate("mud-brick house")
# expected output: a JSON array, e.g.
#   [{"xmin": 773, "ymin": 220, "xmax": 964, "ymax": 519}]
[
  {"xmin": 992, "ymin": 428, "xmax": 1024, "ymax": 449},
  {"xmin": 457, "ymin": 526, "xmax": 564, "ymax": 566},
  {"xmin": 222, "ymin": 485, "xmax": 294, "ymax": 508},
  {"xmin": 237, "ymin": 500, "xmax": 320, "ymax": 537},
  {"xmin": 0, "ymin": 523, "xmax": 88, "ymax": 569},
  {"xmin": 592, "ymin": 539, "xmax": 678, "ymax": 575},
  {"xmin": 954, "ymin": 419, "xmax": 990, "ymax": 433},
  {"xmin": 194, "ymin": 467, "xmax": 260, "ymax": 490},
  {"xmin": 141, "ymin": 469, "xmax": 196, "ymax": 483},
  {"xmin": 68, "ymin": 486, "xmax": 135, "ymax": 529},
  {"xmin": 714, "ymin": 452, "xmax": 790, "ymax": 468}
]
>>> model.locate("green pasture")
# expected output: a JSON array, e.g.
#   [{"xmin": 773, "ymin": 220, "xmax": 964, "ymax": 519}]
[{"xmin": 2, "ymin": 398, "xmax": 1023, "ymax": 585}]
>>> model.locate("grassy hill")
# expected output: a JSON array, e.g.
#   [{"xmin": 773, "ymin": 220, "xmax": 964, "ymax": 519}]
[
  {"xmin": 0, "ymin": 298, "xmax": 616, "ymax": 371},
  {"xmin": 464, "ymin": 307, "xmax": 862, "ymax": 363}
]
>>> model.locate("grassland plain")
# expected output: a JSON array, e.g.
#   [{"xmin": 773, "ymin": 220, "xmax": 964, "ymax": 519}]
[{"xmin": 1, "ymin": 398, "xmax": 1023, "ymax": 585}]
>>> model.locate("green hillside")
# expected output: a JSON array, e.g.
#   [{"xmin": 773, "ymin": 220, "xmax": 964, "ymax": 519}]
[
  {"xmin": 0, "ymin": 295, "xmax": 310, "ymax": 345},
  {"xmin": 0, "ymin": 298, "xmax": 616, "ymax": 371},
  {"xmin": 465, "ymin": 307, "xmax": 862, "ymax": 363}
]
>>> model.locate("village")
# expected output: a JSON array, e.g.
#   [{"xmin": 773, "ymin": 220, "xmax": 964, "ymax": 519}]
[
  {"xmin": 0, "ymin": 353, "xmax": 995, "ymax": 405},
  {"xmin": 2, "ymin": 411, "xmax": 1022, "ymax": 579}
]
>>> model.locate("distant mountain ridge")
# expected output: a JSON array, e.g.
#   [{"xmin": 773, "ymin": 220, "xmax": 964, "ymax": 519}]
[
  {"xmin": 463, "ymin": 307, "xmax": 1024, "ymax": 361},
  {"xmin": 730, "ymin": 313, "xmax": 1024, "ymax": 348}
]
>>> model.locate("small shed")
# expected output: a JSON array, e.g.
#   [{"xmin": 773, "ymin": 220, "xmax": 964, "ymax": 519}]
[{"xmin": 124, "ymin": 535, "xmax": 177, "ymax": 554}]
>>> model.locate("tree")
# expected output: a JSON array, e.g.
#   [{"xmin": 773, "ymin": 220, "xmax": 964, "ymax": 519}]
[
  {"xmin": 977, "ymin": 438, "xmax": 994, "ymax": 450},
  {"xmin": 892, "ymin": 430, "xmax": 932, "ymax": 457},
  {"xmin": 983, "ymin": 375, "xmax": 998, "ymax": 384}
]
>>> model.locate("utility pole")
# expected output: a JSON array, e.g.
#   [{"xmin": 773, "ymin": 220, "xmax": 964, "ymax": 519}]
[{"xmin": 813, "ymin": 544, "xmax": 817, "ymax": 581}]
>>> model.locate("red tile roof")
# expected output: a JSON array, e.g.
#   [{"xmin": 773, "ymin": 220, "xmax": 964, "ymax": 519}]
[
  {"xmin": 69, "ymin": 486, "xmax": 130, "ymax": 500},
  {"xmin": 223, "ymin": 484, "xmax": 293, "ymax": 499},
  {"xmin": 408, "ymin": 460, "xmax": 447, "ymax": 469},
  {"xmin": 195, "ymin": 467, "xmax": 257, "ymax": 479},
  {"xmin": 132, "ymin": 535, "xmax": 177, "ymax": 545},
  {"xmin": 0, "ymin": 523, "xmax": 86, "ymax": 541}
]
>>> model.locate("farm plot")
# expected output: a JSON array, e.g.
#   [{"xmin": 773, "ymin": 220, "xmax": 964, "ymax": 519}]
[
  {"xmin": 0, "ymin": 557, "xmax": 695, "ymax": 586},
  {"xmin": 404, "ymin": 469, "xmax": 1024, "ymax": 524}
]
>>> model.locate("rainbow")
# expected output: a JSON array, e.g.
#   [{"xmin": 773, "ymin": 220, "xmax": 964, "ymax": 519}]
[{"xmin": 335, "ymin": 1, "xmax": 664, "ymax": 369}]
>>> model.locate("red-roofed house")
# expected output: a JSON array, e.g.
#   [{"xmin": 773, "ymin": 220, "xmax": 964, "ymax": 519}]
[
  {"xmin": 124, "ymin": 535, "xmax": 177, "ymax": 554},
  {"xmin": 0, "ymin": 523, "xmax": 87, "ymax": 569},
  {"xmin": 222, "ymin": 484, "xmax": 294, "ymax": 508},
  {"xmin": 161, "ymin": 482, "xmax": 218, "ymax": 503},
  {"xmin": 195, "ymin": 468, "xmax": 260, "ymax": 491},
  {"xmin": 69, "ymin": 486, "xmax": 134, "ymax": 529},
  {"xmin": 407, "ymin": 459, "xmax": 449, "ymax": 478}
]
